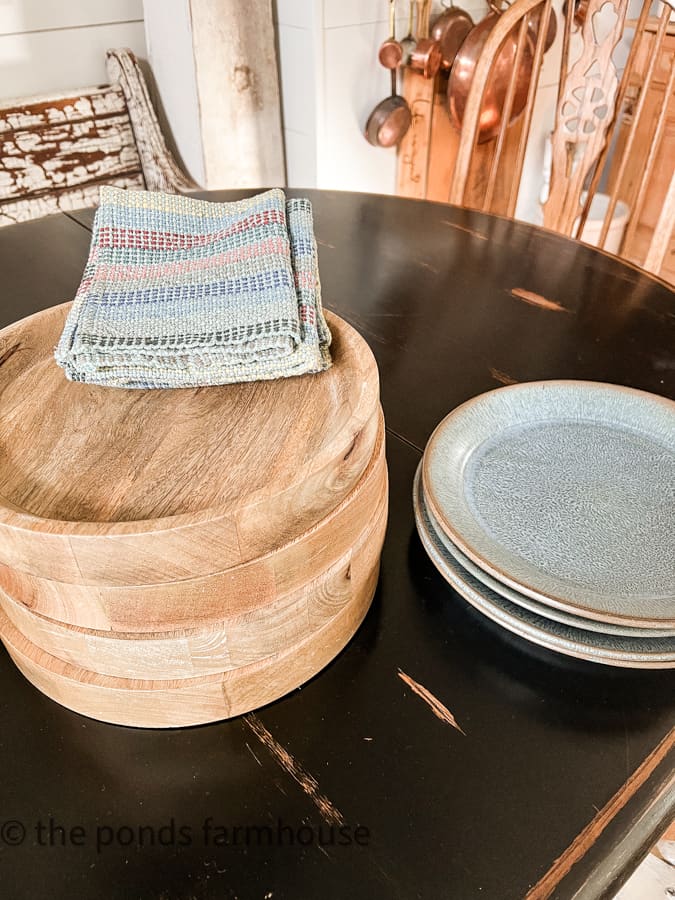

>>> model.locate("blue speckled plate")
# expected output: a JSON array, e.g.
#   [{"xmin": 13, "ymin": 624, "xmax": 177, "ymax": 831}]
[
  {"xmin": 422, "ymin": 381, "xmax": 675, "ymax": 628},
  {"xmin": 424, "ymin": 485, "xmax": 675, "ymax": 639},
  {"xmin": 413, "ymin": 466, "xmax": 675, "ymax": 667}
]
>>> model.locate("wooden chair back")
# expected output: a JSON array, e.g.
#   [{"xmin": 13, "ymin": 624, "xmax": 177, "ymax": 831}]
[
  {"xmin": 556, "ymin": 0, "xmax": 675, "ymax": 280},
  {"xmin": 448, "ymin": 0, "xmax": 554, "ymax": 216},
  {"xmin": 0, "ymin": 49, "xmax": 196, "ymax": 227}
]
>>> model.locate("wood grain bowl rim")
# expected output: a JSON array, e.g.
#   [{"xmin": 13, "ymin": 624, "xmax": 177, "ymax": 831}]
[
  {"xmin": 0, "ymin": 556, "xmax": 380, "ymax": 691},
  {"xmin": 0, "ymin": 304, "xmax": 380, "ymax": 535},
  {"xmin": 0, "ymin": 404, "xmax": 384, "ymax": 587},
  {"xmin": 0, "ymin": 489, "xmax": 388, "ymax": 679},
  {"xmin": 0, "ymin": 412, "xmax": 385, "ymax": 610},
  {"xmin": 0, "ymin": 561, "xmax": 381, "ymax": 727}
]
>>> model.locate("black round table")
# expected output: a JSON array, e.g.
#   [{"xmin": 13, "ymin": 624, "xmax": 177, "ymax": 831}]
[{"xmin": 0, "ymin": 190, "xmax": 673, "ymax": 900}]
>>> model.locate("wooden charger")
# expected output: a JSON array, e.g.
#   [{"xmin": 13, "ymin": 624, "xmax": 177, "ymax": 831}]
[
  {"xmin": 0, "ymin": 416, "xmax": 385, "ymax": 631},
  {"xmin": 0, "ymin": 304, "xmax": 380, "ymax": 585},
  {"xmin": 0, "ymin": 476, "xmax": 388, "ymax": 678},
  {"xmin": 0, "ymin": 509, "xmax": 384, "ymax": 727}
]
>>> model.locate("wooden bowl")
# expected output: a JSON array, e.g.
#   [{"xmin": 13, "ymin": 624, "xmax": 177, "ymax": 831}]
[
  {"xmin": 0, "ymin": 415, "xmax": 385, "ymax": 631},
  {"xmin": 0, "ymin": 304, "xmax": 380, "ymax": 585},
  {"xmin": 0, "ymin": 476, "xmax": 387, "ymax": 678},
  {"xmin": 0, "ymin": 519, "xmax": 383, "ymax": 726}
]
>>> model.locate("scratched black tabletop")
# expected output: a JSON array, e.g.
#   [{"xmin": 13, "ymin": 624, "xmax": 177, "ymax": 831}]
[{"xmin": 0, "ymin": 191, "xmax": 673, "ymax": 900}]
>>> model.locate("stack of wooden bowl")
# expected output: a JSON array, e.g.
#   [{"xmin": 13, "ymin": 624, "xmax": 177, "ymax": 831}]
[{"xmin": 0, "ymin": 303, "xmax": 386, "ymax": 727}]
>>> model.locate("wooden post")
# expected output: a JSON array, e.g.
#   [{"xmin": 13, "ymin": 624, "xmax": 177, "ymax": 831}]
[{"xmin": 143, "ymin": 0, "xmax": 285, "ymax": 189}]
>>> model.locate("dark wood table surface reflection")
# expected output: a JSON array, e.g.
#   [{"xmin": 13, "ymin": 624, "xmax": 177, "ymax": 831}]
[{"xmin": 0, "ymin": 190, "xmax": 673, "ymax": 900}]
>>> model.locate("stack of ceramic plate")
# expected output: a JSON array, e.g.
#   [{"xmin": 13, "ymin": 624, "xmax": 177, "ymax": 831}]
[
  {"xmin": 414, "ymin": 381, "xmax": 675, "ymax": 668},
  {"xmin": 0, "ymin": 303, "xmax": 387, "ymax": 726}
]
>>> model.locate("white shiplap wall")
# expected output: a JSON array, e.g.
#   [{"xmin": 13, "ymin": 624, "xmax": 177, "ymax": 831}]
[{"xmin": 0, "ymin": 0, "xmax": 147, "ymax": 99}]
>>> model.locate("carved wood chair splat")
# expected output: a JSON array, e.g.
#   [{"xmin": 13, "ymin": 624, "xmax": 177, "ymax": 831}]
[{"xmin": 542, "ymin": 0, "xmax": 629, "ymax": 235}]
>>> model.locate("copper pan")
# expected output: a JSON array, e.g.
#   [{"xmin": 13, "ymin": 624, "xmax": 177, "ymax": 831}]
[
  {"xmin": 562, "ymin": 0, "xmax": 590, "ymax": 29},
  {"xmin": 379, "ymin": 0, "xmax": 404, "ymax": 69},
  {"xmin": 365, "ymin": 68, "xmax": 413, "ymax": 147},
  {"xmin": 408, "ymin": 0, "xmax": 442, "ymax": 79},
  {"xmin": 446, "ymin": 3, "xmax": 535, "ymax": 144},
  {"xmin": 529, "ymin": 3, "xmax": 557, "ymax": 51},
  {"xmin": 430, "ymin": 2, "xmax": 474, "ymax": 73},
  {"xmin": 409, "ymin": 37, "xmax": 442, "ymax": 78}
]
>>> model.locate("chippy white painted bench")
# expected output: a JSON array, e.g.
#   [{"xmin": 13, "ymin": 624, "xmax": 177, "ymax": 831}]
[{"xmin": 0, "ymin": 48, "xmax": 197, "ymax": 227}]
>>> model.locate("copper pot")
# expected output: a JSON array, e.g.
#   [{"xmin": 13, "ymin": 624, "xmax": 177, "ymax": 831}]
[
  {"xmin": 378, "ymin": 0, "xmax": 404, "ymax": 69},
  {"xmin": 562, "ymin": 0, "xmax": 589, "ymax": 29},
  {"xmin": 447, "ymin": 8, "xmax": 535, "ymax": 143},
  {"xmin": 365, "ymin": 68, "xmax": 413, "ymax": 147},
  {"xmin": 529, "ymin": 4, "xmax": 557, "ymax": 51},
  {"xmin": 409, "ymin": 38, "xmax": 443, "ymax": 78},
  {"xmin": 430, "ymin": 3, "xmax": 474, "ymax": 73},
  {"xmin": 408, "ymin": 0, "xmax": 442, "ymax": 79}
]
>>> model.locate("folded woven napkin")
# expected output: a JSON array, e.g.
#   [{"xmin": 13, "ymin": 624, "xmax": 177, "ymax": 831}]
[{"xmin": 55, "ymin": 186, "xmax": 331, "ymax": 388}]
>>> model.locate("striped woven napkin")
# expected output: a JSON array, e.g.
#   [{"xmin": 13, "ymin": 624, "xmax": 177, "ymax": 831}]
[{"xmin": 55, "ymin": 186, "xmax": 332, "ymax": 389}]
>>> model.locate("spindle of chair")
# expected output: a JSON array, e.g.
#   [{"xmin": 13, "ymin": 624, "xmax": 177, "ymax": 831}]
[
  {"xmin": 595, "ymin": 1, "xmax": 672, "ymax": 249},
  {"xmin": 448, "ymin": 0, "xmax": 552, "ymax": 213},
  {"xmin": 546, "ymin": 0, "xmax": 675, "ymax": 276},
  {"xmin": 556, "ymin": 0, "xmax": 575, "ymax": 115},
  {"xmin": 483, "ymin": 16, "xmax": 530, "ymax": 212},
  {"xmin": 643, "ymin": 166, "xmax": 675, "ymax": 276},
  {"xmin": 575, "ymin": 0, "xmax": 654, "ymax": 238},
  {"xmin": 620, "ymin": 42, "xmax": 675, "ymax": 255},
  {"xmin": 608, "ymin": 2, "xmax": 675, "ymax": 261},
  {"xmin": 506, "ymin": 0, "xmax": 552, "ymax": 216}
]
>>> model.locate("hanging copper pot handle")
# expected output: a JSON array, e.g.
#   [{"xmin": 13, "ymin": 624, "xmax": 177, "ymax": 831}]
[
  {"xmin": 409, "ymin": 38, "xmax": 443, "ymax": 78},
  {"xmin": 379, "ymin": 0, "xmax": 405, "ymax": 69}
]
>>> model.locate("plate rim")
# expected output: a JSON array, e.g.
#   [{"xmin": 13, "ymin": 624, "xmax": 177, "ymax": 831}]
[
  {"xmin": 423, "ymin": 490, "xmax": 675, "ymax": 639},
  {"xmin": 422, "ymin": 380, "xmax": 675, "ymax": 628},
  {"xmin": 413, "ymin": 464, "xmax": 675, "ymax": 668}
]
